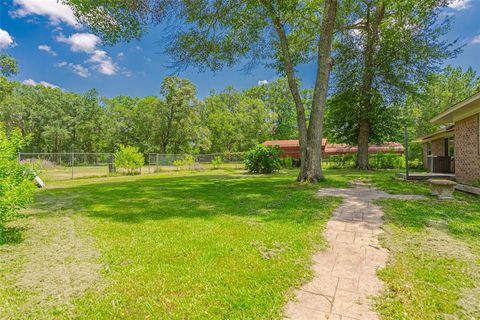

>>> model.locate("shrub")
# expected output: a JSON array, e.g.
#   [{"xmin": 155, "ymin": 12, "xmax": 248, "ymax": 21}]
[
  {"xmin": 244, "ymin": 145, "xmax": 282, "ymax": 174},
  {"xmin": 173, "ymin": 159, "xmax": 184, "ymax": 170},
  {"xmin": 282, "ymin": 156, "xmax": 294, "ymax": 169},
  {"xmin": 370, "ymin": 152, "xmax": 403, "ymax": 169},
  {"xmin": 114, "ymin": 145, "xmax": 144, "ymax": 175},
  {"xmin": 172, "ymin": 155, "xmax": 197, "ymax": 171},
  {"xmin": 324, "ymin": 154, "xmax": 356, "ymax": 169},
  {"xmin": 211, "ymin": 156, "xmax": 223, "ymax": 169},
  {"xmin": 183, "ymin": 155, "xmax": 195, "ymax": 170},
  {"xmin": 0, "ymin": 124, "xmax": 36, "ymax": 222}
]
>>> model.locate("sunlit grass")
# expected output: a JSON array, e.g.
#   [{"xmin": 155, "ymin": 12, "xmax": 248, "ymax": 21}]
[{"xmin": 1, "ymin": 168, "xmax": 478, "ymax": 319}]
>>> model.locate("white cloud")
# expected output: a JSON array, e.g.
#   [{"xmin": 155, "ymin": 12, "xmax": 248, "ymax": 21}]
[
  {"xmin": 471, "ymin": 35, "xmax": 480, "ymax": 45},
  {"xmin": 22, "ymin": 78, "xmax": 60, "ymax": 89},
  {"xmin": 0, "ymin": 28, "xmax": 15, "ymax": 49},
  {"xmin": 55, "ymin": 61, "xmax": 90, "ymax": 78},
  {"xmin": 448, "ymin": 0, "xmax": 471, "ymax": 10},
  {"xmin": 56, "ymin": 33, "xmax": 100, "ymax": 53},
  {"xmin": 70, "ymin": 63, "xmax": 90, "ymax": 77},
  {"xmin": 11, "ymin": 0, "xmax": 79, "ymax": 27},
  {"xmin": 22, "ymin": 79, "xmax": 37, "ymax": 86},
  {"xmin": 258, "ymin": 80, "xmax": 269, "ymax": 85},
  {"xmin": 56, "ymin": 32, "xmax": 118, "ymax": 76},
  {"xmin": 117, "ymin": 52, "xmax": 124, "ymax": 58},
  {"xmin": 87, "ymin": 50, "xmax": 118, "ymax": 75},
  {"xmin": 135, "ymin": 45, "xmax": 142, "ymax": 51},
  {"xmin": 38, "ymin": 44, "xmax": 57, "ymax": 56},
  {"xmin": 121, "ymin": 70, "xmax": 132, "ymax": 77}
]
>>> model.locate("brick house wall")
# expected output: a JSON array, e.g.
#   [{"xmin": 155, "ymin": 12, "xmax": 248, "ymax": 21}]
[{"xmin": 455, "ymin": 114, "xmax": 480, "ymax": 183}]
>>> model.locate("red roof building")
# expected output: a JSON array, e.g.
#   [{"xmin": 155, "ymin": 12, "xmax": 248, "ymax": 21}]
[
  {"xmin": 263, "ymin": 139, "xmax": 328, "ymax": 159},
  {"xmin": 262, "ymin": 140, "xmax": 404, "ymax": 159}
]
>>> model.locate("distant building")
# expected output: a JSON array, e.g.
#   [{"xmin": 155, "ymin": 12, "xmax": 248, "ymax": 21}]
[
  {"xmin": 262, "ymin": 139, "xmax": 404, "ymax": 158},
  {"xmin": 420, "ymin": 91, "xmax": 480, "ymax": 183}
]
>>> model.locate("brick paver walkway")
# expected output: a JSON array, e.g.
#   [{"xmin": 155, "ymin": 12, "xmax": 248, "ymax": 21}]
[{"xmin": 284, "ymin": 184, "xmax": 425, "ymax": 320}]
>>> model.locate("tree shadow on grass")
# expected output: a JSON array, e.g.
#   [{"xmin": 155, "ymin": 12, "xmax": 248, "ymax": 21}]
[
  {"xmin": 30, "ymin": 173, "xmax": 341, "ymax": 226},
  {"xmin": 0, "ymin": 225, "xmax": 25, "ymax": 245}
]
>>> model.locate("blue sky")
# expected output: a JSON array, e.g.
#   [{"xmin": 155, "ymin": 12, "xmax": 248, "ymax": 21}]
[{"xmin": 0, "ymin": 0, "xmax": 479, "ymax": 98}]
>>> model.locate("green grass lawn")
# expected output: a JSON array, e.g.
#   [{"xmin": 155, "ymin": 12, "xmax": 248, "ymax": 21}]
[
  {"xmin": 0, "ymin": 168, "xmax": 478, "ymax": 319},
  {"xmin": 376, "ymin": 192, "xmax": 480, "ymax": 319},
  {"xmin": 1, "ymin": 169, "xmax": 342, "ymax": 319}
]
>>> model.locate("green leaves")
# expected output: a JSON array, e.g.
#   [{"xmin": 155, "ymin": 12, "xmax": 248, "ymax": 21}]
[
  {"xmin": 114, "ymin": 145, "xmax": 145, "ymax": 175},
  {"xmin": 244, "ymin": 144, "xmax": 282, "ymax": 174},
  {"xmin": 0, "ymin": 54, "xmax": 18, "ymax": 78},
  {"xmin": 0, "ymin": 123, "xmax": 36, "ymax": 221}
]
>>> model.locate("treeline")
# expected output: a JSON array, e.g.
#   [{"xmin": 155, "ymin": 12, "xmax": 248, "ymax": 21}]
[
  {"xmin": 0, "ymin": 76, "xmax": 309, "ymax": 154},
  {"xmin": 1, "ymin": 63, "xmax": 478, "ymax": 156}
]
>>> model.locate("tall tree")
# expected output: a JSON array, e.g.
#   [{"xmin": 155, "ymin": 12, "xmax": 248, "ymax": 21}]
[
  {"xmin": 203, "ymin": 86, "xmax": 274, "ymax": 152},
  {"xmin": 157, "ymin": 76, "xmax": 199, "ymax": 153},
  {"xmin": 333, "ymin": 0, "xmax": 457, "ymax": 169},
  {"xmin": 245, "ymin": 78, "xmax": 310, "ymax": 140},
  {"xmin": 64, "ymin": 0, "xmax": 340, "ymax": 183},
  {"xmin": 0, "ymin": 54, "xmax": 18, "ymax": 102},
  {"xmin": 409, "ymin": 65, "xmax": 480, "ymax": 138}
]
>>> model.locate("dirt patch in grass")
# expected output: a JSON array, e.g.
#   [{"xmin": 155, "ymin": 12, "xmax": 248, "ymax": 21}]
[
  {"xmin": 381, "ymin": 226, "xmax": 476, "ymax": 262},
  {"xmin": 0, "ymin": 212, "xmax": 104, "ymax": 318},
  {"xmin": 251, "ymin": 240, "xmax": 287, "ymax": 260},
  {"xmin": 378, "ymin": 219, "xmax": 480, "ymax": 319},
  {"xmin": 422, "ymin": 228, "xmax": 477, "ymax": 261}
]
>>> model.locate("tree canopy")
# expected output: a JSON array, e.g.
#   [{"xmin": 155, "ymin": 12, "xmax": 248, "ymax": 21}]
[{"xmin": 0, "ymin": 75, "xmax": 301, "ymax": 155}]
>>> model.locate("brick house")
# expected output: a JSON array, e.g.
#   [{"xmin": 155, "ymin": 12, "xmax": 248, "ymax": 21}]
[{"xmin": 421, "ymin": 91, "xmax": 480, "ymax": 184}]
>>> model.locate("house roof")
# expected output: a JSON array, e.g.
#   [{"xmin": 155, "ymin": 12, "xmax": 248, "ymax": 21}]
[
  {"xmin": 263, "ymin": 139, "xmax": 328, "ymax": 147},
  {"xmin": 419, "ymin": 126, "xmax": 455, "ymax": 143},
  {"xmin": 431, "ymin": 91, "xmax": 480, "ymax": 124},
  {"xmin": 262, "ymin": 140, "xmax": 403, "ymax": 153}
]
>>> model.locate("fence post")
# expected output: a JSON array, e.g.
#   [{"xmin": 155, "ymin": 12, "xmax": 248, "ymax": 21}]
[
  {"xmin": 156, "ymin": 154, "xmax": 159, "ymax": 172},
  {"xmin": 71, "ymin": 152, "xmax": 74, "ymax": 179},
  {"xmin": 148, "ymin": 154, "xmax": 150, "ymax": 174}
]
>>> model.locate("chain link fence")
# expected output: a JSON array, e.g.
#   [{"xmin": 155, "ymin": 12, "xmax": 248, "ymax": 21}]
[
  {"xmin": 18, "ymin": 152, "xmax": 246, "ymax": 181},
  {"xmin": 18, "ymin": 152, "xmax": 116, "ymax": 181},
  {"xmin": 147, "ymin": 153, "xmax": 245, "ymax": 173}
]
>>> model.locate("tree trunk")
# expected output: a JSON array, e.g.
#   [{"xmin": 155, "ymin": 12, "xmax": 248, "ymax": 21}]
[
  {"xmin": 356, "ymin": 3, "xmax": 384, "ymax": 170},
  {"xmin": 298, "ymin": 0, "xmax": 338, "ymax": 183},
  {"xmin": 357, "ymin": 119, "xmax": 370, "ymax": 170},
  {"xmin": 263, "ymin": 0, "xmax": 337, "ymax": 183}
]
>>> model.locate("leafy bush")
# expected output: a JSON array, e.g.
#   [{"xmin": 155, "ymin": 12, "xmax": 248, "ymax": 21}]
[
  {"xmin": 172, "ymin": 155, "xmax": 197, "ymax": 171},
  {"xmin": 114, "ymin": 145, "xmax": 144, "ymax": 175},
  {"xmin": 324, "ymin": 153, "xmax": 409, "ymax": 169},
  {"xmin": 0, "ymin": 124, "xmax": 36, "ymax": 222},
  {"xmin": 324, "ymin": 154, "xmax": 356, "ymax": 169},
  {"xmin": 282, "ymin": 156, "xmax": 294, "ymax": 169},
  {"xmin": 173, "ymin": 159, "xmax": 183, "ymax": 170},
  {"xmin": 370, "ymin": 153, "xmax": 403, "ymax": 169},
  {"xmin": 211, "ymin": 156, "xmax": 223, "ymax": 169},
  {"xmin": 244, "ymin": 145, "xmax": 282, "ymax": 174},
  {"xmin": 183, "ymin": 155, "xmax": 195, "ymax": 170}
]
